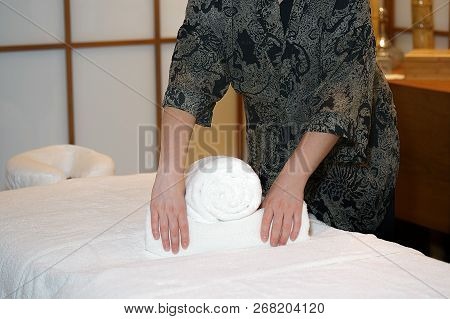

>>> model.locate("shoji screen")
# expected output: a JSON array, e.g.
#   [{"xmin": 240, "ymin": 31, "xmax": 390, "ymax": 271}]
[
  {"xmin": 160, "ymin": 0, "xmax": 187, "ymax": 39},
  {"xmin": 70, "ymin": 0, "xmax": 157, "ymax": 175},
  {"xmin": 0, "ymin": 1, "xmax": 68, "ymax": 190},
  {"xmin": 393, "ymin": 0, "xmax": 449, "ymax": 52},
  {"xmin": 0, "ymin": 0, "xmax": 64, "ymax": 44},
  {"xmin": 72, "ymin": 45, "xmax": 156, "ymax": 175},
  {"xmin": 70, "ymin": 0, "xmax": 154, "ymax": 42}
]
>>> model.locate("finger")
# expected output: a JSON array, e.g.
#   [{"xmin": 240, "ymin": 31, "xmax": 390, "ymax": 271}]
[
  {"xmin": 270, "ymin": 211, "xmax": 283, "ymax": 247},
  {"xmin": 168, "ymin": 216, "xmax": 180, "ymax": 254},
  {"xmin": 179, "ymin": 212, "xmax": 190, "ymax": 249},
  {"xmin": 290, "ymin": 210, "xmax": 302, "ymax": 241},
  {"xmin": 150, "ymin": 204, "xmax": 160, "ymax": 240},
  {"xmin": 159, "ymin": 215, "xmax": 170, "ymax": 252},
  {"xmin": 279, "ymin": 213, "xmax": 293, "ymax": 245},
  {"xmin": 260, "ymin": 207, "xmax": 274, "ymax": 242}
]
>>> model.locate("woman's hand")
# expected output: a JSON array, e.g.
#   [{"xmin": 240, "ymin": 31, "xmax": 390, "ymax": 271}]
[
  {"xmin": 260, "ymin": 132, "xmax": 339, "ymax": 246},
  {"xmin": 150, "ymin": 174, "xmax": 189, "ymax": 254},
  {"xmin": 150, "ymin": 106, "xmax": 196, "ymax": 254},
  {"xmin": 260, "ymin": 171, "xmax": 306, "ymax": 247}
]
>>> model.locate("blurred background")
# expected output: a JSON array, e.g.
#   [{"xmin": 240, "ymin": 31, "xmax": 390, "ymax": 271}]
[{"xmin": 0, "ymin": 0, "xmax": 449, "ymax": 261}]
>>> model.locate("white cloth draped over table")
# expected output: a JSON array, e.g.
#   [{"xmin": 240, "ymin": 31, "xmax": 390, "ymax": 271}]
[
  {"xmin": 5, "ymin": 145, "xmax": 114, "ymax": 190},
  {"xmin": 145, "ymin": 156, "xmax": 310, "ymax": 257},
  {"xmin": 1, "ymin": 173, "xmax": 449, "ymax": 298}
]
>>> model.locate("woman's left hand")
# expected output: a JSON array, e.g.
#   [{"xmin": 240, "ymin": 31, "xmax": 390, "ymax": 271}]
[
  {"xmin": 260, "ymin": 171, "xmax": 306, "ymax": 247},
  {"xmin": 260, "ymin": 132, "xmax": 339, "ymax": 246}
]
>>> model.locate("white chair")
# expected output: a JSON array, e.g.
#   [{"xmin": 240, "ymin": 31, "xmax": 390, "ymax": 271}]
[{"xmin": 6, "ymin": 145, "xmax": 115, "ymax": 190}]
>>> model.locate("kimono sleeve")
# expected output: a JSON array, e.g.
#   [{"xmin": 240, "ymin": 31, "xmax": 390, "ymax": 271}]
[
  {"xmin": 305, "ymin": 0, "xmax": 377, "ymax": 164},
  {"xmin": 162, "ymin": 0, "xmax": 231, "ymax": 127}
]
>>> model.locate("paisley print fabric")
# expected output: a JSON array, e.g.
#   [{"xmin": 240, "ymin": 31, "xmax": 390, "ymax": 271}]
[{"xmin": 162, "ymin": 0, "xmax": 400, "ymax": 233}]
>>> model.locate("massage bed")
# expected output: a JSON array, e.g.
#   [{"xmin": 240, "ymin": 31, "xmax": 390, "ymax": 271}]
[{"xmin": 0, "ymin": 173, "xmax": 449, "ymax": 298}]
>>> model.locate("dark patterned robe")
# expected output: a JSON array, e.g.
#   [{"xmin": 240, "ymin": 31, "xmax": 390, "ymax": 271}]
[{"xmin": 162, "ymin": 0, "xmax": 400, "ymax": 233}]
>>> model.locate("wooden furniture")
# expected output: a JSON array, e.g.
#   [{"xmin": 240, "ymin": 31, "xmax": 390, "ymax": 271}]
[
  {"xmin": 401, "ymin": 49, "xmax": 450, "ymax": 80},
  {"xmin": 388, "ymin": 78, "xmax": 450, "ymax": 234}
]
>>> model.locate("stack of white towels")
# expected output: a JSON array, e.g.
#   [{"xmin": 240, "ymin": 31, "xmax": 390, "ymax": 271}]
[{"xmin": 145, "ymin": 156, "xmax": 310, "ymax": 257}]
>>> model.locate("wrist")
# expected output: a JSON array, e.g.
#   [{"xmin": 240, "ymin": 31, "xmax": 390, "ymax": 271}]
[
  {"xmin": 280, "ymin": 156, "xmax": 310, "ymax": 188},
  {"xmin": 156, "ymin": 159, "xmax": 185, "ymax": 177},
  {"xmin": 155, "ymin": 167, "xmax": 185, "ymax": 190},
  {"xmin": 276, "ymin": 167, "xmax": 308, "ymax": 196}
]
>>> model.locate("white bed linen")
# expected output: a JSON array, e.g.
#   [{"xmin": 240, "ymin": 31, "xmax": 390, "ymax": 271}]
[{"xmin": 0, "ymin": 174, "xmax": 449, "ymax": 298}]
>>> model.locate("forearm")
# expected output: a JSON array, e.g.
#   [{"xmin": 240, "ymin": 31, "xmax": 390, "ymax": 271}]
[
  {"xmin": 278, "ymin": 132, "xmax": 339, "ymax": 189},
  {"xmin": 157, "ymin": 107, "xmax": 195, "ymax": 179},
  {"xmin": 151, "ymin": 106, "xmax": 195, "ymax": 252}
]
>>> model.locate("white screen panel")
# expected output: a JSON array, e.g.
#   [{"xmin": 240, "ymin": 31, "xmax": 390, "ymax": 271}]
[
  {"xmin": 434, "ymin": 0, "xmax": 449, "ymax": 31},
  {"xmin": 0, "ymin": 50, "xmax": 68, "ymax": 190},
  {"xmin": 71, "ymin": 0, "xmax": 154, "ymax": 42},
  {"xmin": 393, "ymin": 34, "xmax": 448, "ymax": 52},
  {"xmin": 395, "ymin": 0, "xmax": 449, "ymax": 31},
  {"xmin": 73, "ymin": 46, "xmax": 157, "ymax": 175},
  {"xmin": 394, "ymin": 0, "xmax": 412, "ymax": 29},
  {"xmin": 160, "ymin": 0, "xmax": 189, "ymax": 38},
  {"xmin": 161, "ymin": 43, "xmax": 176, "ymax": 97},
  {"xmin": 435, "ymin": 35, "xmax": 449, "ymax": 48},
  {"xmin": 0, "ymin": 0, "xmax": 64, "ymax": 45},
  {"xmin": 393, "ymin": 32, "xmax": 413, "ymax": 53}
]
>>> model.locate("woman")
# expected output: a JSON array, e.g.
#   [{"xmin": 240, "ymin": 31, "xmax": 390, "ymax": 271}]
[{"xmin": 150, "ymin": 0, "xmax": 400, "ymax": 254}]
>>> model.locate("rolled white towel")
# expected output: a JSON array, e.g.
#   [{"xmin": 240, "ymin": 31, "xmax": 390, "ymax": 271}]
[
  {"xmin": 145, "ymin": 156, "xmax": 310, "ymax": 257},
  {"xmin": 185, "ymin": 156, "xmax": 262, "ymax": 223}
]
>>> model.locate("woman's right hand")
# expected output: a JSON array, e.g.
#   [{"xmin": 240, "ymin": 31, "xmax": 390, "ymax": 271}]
[
  {"xmin": 150, "ymin": 174, "xmax": 189, "ymax": 254},
  {"xmin": 151, "ymin": 106, "xmax": 196, "ymax": 254}
]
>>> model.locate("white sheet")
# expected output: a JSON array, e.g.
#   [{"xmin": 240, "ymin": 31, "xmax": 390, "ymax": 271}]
[{"xmin": 0, "ymin": 174, "xmax": 449, "ymax": 298}]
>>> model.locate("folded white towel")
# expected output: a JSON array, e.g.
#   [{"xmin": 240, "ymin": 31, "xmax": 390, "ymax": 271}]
[{"xmin": 145, "ymin": 156, "xmax": 310, "ymax": 257}]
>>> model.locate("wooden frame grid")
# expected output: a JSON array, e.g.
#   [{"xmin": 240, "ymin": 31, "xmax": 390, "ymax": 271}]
[
  {"xmin": 1, "ymin": 0, "xmax": 447, "ymax": 157},
  {"xmin": 0, "ymin": 0, "xmax": 177, "ymax": 145},
  {"xmin": 389, "ymin": 0, "xmax": 450, "ymax": 46}
]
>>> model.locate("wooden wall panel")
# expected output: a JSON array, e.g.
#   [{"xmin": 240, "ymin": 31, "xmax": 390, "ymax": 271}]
[{"xmin": 390, "ymin": 82, "xmax": 450, "ymax": 234}]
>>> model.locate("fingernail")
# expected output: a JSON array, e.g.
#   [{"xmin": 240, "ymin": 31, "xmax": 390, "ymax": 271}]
[
  {"xmin": 182, "ymin": 241, "xmax": 188, "ymax": 249},
  {"xmin": 163, "ymin": 245, "xmax": 170, "ymax": 252},
  {"xmin": 261, "ymin": 236, "xmax": 268, "ymax": 243}
]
